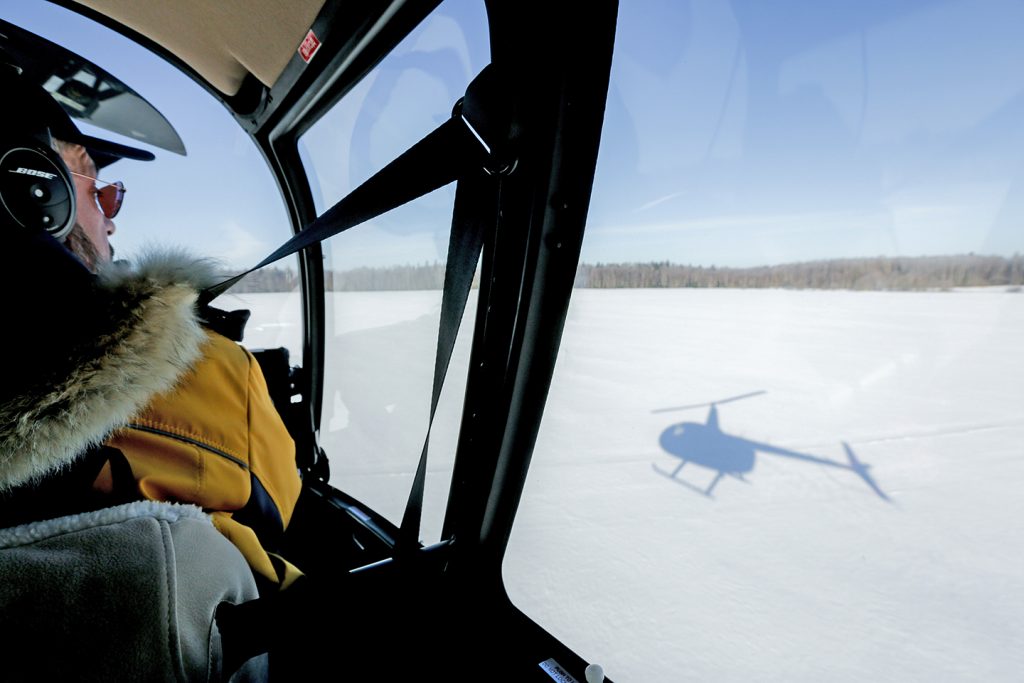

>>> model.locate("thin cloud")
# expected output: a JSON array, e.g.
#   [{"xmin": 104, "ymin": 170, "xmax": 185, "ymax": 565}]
[{"xmin": 635, "ymin": 190, "xmax": 687, "ymax": 213}]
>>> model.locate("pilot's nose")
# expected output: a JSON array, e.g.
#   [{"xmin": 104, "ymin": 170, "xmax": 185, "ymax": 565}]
[{"xmin": 106, "ymin": 218, "xmax": 116, "ymax": 236}]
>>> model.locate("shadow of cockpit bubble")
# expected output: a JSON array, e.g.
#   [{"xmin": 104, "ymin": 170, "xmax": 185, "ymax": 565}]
[{"xmin": 653, "ymin": 393, "xmax": 889, "ymax": 501}]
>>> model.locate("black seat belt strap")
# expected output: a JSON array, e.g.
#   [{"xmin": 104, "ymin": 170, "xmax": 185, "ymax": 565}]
[
  {"xmin": 396, "ymin": 171, "xmax": 495, "ymax": 555},
  {"xmin": 198, "ymin": 65, "xmax": 517, "ymax": 559},
  {"xmin": 393, "ymin": 65, "xmax": 519, "ymax": 556},
  {"xmin": 200, "ymin": 115, "xmax": 483, "ymax": 304},
  {"xmin": 201, "ymin": 65, "xmax": 515, "ymax": 305}
]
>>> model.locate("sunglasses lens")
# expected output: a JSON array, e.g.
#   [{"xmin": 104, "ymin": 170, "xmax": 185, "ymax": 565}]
[{"xmin": 97, "ymin": 181, "xmax": 124, "ymax": 219}]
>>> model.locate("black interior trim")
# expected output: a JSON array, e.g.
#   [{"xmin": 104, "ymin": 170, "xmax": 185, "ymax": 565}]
[{"xmin": 443, "ymin": 0, "xmax": 619, "ymax": 567}]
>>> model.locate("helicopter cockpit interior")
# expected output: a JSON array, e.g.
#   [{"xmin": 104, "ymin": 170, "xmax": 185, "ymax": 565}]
[
  {"xmin": 1, "ymin": 0, "xmax": 617, "ymax": 679},
  {"xmin": 2, "ymin": 0, "xmax": 1022, "ymax": 680}
]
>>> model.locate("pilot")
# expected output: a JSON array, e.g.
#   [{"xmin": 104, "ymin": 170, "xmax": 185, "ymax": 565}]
[
  {"xmin": 0, "ymin": 66, "xmax": 273, "ymax": 679},
  {"xmin": 0, "ymin": 66, "xmax": 302, "ymax": 591},
  {"xmin": 61, "ymin": 135, "xmax": 303, "ymax": 591}
]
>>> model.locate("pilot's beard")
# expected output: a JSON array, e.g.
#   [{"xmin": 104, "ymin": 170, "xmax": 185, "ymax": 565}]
[{"xmin": 63, "ymin": 223, "xmax": 108, "ymax": 273}]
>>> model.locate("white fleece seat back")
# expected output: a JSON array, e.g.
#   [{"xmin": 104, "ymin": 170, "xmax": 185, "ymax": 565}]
[{"xmin": 0, "ymin": 501, "xmax": 264, "ymax": 682}]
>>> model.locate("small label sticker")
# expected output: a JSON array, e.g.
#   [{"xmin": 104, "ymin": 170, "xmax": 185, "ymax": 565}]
[
  {"xmin": 298, "ymin": 29, "xmax": 322, "ymax": 63},
  {"xmin": 539, "ymin": 658, "xmax": 579, "ymax": 683}
]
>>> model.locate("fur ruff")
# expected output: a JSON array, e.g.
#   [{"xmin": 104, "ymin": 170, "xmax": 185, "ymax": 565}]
[{"xmin": 0, "ymin": 251, "xmax": 216, "ymax": 490}]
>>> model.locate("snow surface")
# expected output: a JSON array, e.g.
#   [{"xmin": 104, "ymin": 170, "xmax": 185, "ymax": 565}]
[{"xmin": 229, "ymin": 287, "xmax": 1024, "ymax": 682}]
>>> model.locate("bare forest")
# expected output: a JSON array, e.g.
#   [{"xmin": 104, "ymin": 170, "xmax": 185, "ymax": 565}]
[
  {"xmin": 225, "ymin": 254, "xmax": 1024, "ymax": 292},
  {"xmin": 574, "ymin": 254, "xmax": 1024, "ymax": 290}
]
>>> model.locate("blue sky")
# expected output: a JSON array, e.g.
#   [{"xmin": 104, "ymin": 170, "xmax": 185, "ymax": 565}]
[
  {"xmin": 586, "ymin": 0, "xmax": 1024, "ymax": 266},
  {"xmin": 3, "ymin": 0, "xmax": 1022, "ymax": 269}
]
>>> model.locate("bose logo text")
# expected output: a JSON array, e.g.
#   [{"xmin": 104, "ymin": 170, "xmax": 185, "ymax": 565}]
[{"xmin": 8, "ymin": 167, "xmax": 57, "ymax": 180}]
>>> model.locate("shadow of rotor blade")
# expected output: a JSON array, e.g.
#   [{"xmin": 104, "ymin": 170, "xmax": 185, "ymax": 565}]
[
  {"xmin": 651, "ymin": 390, "xmax": 767, "ymax": 414},
  {"xmin": 843, "ymin": 442, "xmax": 891, "ymax": 502}
]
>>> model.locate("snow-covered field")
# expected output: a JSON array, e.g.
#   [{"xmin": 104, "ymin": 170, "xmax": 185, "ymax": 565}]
[{"xmin": 229, "ymin": 287, "xmax": 1024, "ymax": 682}]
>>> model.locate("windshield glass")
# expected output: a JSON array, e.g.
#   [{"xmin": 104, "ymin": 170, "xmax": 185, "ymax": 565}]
[
  {"xmin": 504, "ymin": 1, "xmax": 1024, "ymax": 681},
  {"xmin": 298, "ymin": 0, "xmax": 489, "ymax": 541}
]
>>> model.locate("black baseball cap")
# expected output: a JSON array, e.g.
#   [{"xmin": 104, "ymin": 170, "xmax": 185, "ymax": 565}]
[{"xmin": 50, "ymin": 116, "xmax": 156, "ymax": 170}]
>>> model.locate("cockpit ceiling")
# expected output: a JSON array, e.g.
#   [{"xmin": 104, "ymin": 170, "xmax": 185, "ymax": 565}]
[{"xmin": 70, "ymin": 0, "xmax": 327, "ymax": 96}]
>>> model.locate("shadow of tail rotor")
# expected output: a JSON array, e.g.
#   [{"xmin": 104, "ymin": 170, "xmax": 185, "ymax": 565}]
[{"xmin": 843, "ymin": 441, "xmax": 891, "ymax": 502}]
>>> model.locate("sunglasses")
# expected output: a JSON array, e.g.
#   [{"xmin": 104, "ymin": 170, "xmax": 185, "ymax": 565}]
[{"xmin": 69, "ymin": 171, "xmax": 126, "ymax": 219}]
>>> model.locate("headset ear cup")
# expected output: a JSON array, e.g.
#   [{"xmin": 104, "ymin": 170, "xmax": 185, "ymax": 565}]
[{"xmin": 0, "ymin": 143, "xmax": 76, "ymax": 240}]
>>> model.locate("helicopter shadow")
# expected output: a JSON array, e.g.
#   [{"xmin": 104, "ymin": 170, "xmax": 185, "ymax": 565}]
[{"xmin": 653, "ymin": 391, "xmax": 889, "ymax": 501}]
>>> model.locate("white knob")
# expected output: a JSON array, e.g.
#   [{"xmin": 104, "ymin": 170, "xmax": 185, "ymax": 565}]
[{"xmin": 585, "ymin": 663, "xmax": 605, "ymax": 683}]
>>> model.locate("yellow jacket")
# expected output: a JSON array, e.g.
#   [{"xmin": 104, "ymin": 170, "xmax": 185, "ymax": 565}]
[{"xmin": 105, "ymin": 330, "xmax": 302, "ymax": 587}]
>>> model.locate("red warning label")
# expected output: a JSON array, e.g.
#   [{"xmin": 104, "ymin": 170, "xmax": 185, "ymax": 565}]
[{"xmin": 298, "ymin": 30, "xmax": 322, "ymax": 63}]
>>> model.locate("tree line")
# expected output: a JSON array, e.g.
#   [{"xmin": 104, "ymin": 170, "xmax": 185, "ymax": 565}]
[
  {"xmin": 221, "ymin": 263, "xmax": 446, "ymax": 292},
  {"xmin": 222, "ymin": 266, "xmax": 299, "ymax": 293},
  {"xmin": 225, "ymin": 254, "xmax": 1024, "ymax": 292},
  {"xmin": 575, "ymin": 254, "xmax": 1024, "ymax": 290}
]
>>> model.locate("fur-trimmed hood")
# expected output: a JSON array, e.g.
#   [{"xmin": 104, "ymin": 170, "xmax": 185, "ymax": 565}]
[{"xmin": 0, "ymin": 240, "xmax": 220, "ymax": 490}]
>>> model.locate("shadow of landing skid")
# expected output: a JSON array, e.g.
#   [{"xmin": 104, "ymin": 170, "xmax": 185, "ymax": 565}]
[{"xmin": 653, "ymin": 392, "xmax": 889, "ymax": 501}]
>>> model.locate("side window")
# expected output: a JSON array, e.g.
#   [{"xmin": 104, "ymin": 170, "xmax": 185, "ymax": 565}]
[
  {"xmin": 7, "ymin": 2, "xmax": 301, "ymax": 360},
  {"xmin": 297, "ymin": 0, "xmax": 490, "ymax": 541},
  {"xmin": 505, "ymin": 1, "xmax": 1024, "ymax": 681}
]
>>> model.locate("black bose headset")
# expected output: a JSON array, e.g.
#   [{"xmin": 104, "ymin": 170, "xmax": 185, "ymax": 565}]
[{"xmin": 0, "ymin": 66, "xmax": 76, "ymax": 240}]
